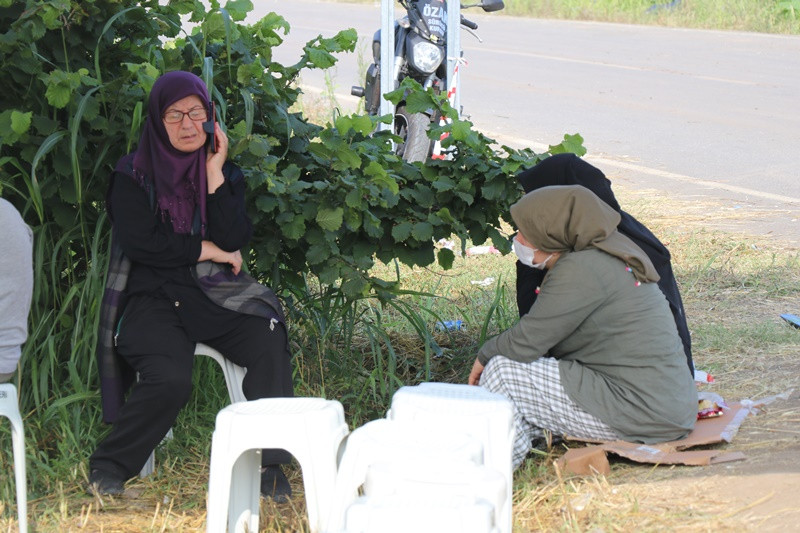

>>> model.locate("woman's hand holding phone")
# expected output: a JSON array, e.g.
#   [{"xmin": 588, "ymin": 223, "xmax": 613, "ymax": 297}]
[{"xmin": 205, "ymin": 121, "xmax": 228, "ymax": 194}]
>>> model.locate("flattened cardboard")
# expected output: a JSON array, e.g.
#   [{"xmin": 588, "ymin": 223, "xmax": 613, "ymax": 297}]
[{"xmin": 557, "ymin": 402, "xmax": 750, "ymax": 475}]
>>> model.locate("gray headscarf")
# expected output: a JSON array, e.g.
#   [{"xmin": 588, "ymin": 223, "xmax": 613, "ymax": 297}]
[{"xmin": 510, "ymin": 185, "xmax": 660, "ymax": 283}]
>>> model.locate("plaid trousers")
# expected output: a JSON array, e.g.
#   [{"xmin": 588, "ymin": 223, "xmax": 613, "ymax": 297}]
[{"xmin": 480, "ymin": 356, "xmax": 619, "ymax": 469}]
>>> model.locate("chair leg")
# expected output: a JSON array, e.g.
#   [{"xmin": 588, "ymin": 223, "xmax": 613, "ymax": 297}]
[
  {"xmin": 194, "ymin": 343, "xmax": 247, "ymax": 404},
  {"xmin": 208, "ymin": 430, "xmax": 260, "ymax": 533},
  {"xmin": 223, "ymin": 359, "xmax": 247, "ymax": 404},
  {"xmin": 327, "ymin": 444, "xmax": 364, "ymax": 533},
  {"xmin": 1, "ymin": 384, "xmax": 27, "ymax": 533},
  {"xmin": 227, "ymin": 449, "xmax": 260, "ymax": 533},
  {"xmin": 140, "ymin": 451, "xmax": 155, "ymax": 478},
  {"xmin": 139, "ymin": 426, "xmax": 173, "ymax": 478},
  {"xmin": 299, "ymin": 448, "xmax": 341, "ymax": 533},
  {"xmin": 207, "ymin": 442, "xmax": 233, "ymax": 532},
  {"xmin": 11, "ymin": 417, "xmax": 27, "ymax": 533}
]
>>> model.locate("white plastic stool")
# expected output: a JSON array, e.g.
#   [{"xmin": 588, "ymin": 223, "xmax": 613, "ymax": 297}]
[
  {"xmin": 206, "ymin": 397, "xmax": 349, "ymax": 533},
  {"xmin": 344, "ymin": 493, "xmax": 498, "ymax": 533},
  {"xmin": 364, "ymin": 460, "xmax": 506, "ymax": 529},
  {"xmin": 140, "ymin": 343, "xmax": 245, "ymax": 478},
  {"xmin": 387, "ymin": 383, "xmax": 515, "ymax": 533},
  {"xmin": 326, "ymin": 418, "xmax": 484, "ymax": 532},
  {"xmin": 0, "ymin": 383, "xmax": 27, "ymax": 533}
]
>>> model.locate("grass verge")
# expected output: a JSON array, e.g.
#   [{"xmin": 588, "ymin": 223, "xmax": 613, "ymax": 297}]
[{"xmin": 340, "ymin": 0, "xmax": 800, "ymax": 34}]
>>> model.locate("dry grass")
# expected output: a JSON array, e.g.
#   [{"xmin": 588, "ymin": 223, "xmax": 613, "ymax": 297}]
[
  {"xmin": 6, "ymin": 458, "xmax": 310, "ymax": 532},
  {"xmin": 2, "ymin": 184, "xmax": 798, "ymax": 532},
  {"xmin": 513, "ymin": 470, "xmax": 800, "ymax": 532}
]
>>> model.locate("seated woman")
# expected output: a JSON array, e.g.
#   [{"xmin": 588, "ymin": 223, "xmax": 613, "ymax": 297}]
[
  {"xmin": 90, "ymin": 71, "xmax": 293, "ymax": 498},
  {"xmin": 515, "ymin": 154, "xmax": 694, "ymax": 375},
  {"xmin": 0, "ymin": 198, "xmax": 33, "ymax": 384},
  {"xmin": 468, "ymin": 185, "xmax": 697, "ymax": 469}
]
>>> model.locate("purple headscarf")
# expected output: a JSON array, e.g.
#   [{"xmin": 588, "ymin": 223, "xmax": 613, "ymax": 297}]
[{"xmin": 117, "ymin": 71, "xmax": 210, "ymax": 235}]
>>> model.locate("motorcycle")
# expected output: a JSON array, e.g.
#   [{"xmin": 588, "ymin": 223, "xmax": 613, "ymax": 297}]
[{"xmin": 351, "ymin": 0, "xmax": 505, "ymax": 162}]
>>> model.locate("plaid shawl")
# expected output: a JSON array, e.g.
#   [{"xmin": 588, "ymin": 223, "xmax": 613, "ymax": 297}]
[
  {"xmin": 97, "ymin": 234, "xmax": 136, "ymax": 423},
  {"xmin": 192, "ymin": 261, "xmax": 285, "ymax": 324}
]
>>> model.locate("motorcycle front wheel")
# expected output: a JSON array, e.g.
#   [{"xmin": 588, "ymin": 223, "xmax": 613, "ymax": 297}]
[{"xmin": 394, "ymin": 106, "xmax": 432, "ymax": 163}]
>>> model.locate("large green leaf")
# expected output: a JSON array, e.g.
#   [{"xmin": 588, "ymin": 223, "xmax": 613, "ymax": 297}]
[
  {"xmin": 345, "ymin": 188, "xmax": 363, "ymax": 209},
  {"xmin": 391, "ymin": 221, "xmax": 413, "ymax": 242},
  {"xmin": 10, "ymin": 110, "xmax": 32, "ymax": 136},
  {"xmin": 341, "ymin": 275, "xmax": 368, "ymax": 299},
  {"xmin": 411, "ymin": 221, "xmax": 433, "ymax": 242},
  {"xmin": 43, "ymin": 69, "xmax": 84, "ymax": 109},
  {"xmin": 549, "ymin": 133, "xmax": 587, "ymax": 156},
  {"xmin": 282, "ymin": 215, "xmax": 306, "ymax": 240},
  {"xmin": 343, "ymin": 208, "xmax": 362, "ymax": 231},
  {"xmin": 306, "ymin": 242, "xmax": 331, "ymax": 264},
  {"xmin": 224, "ymin": 0, "xmax": 253, "ymax": 21},
  {"xmin": 316, "ymin": 206, "xmax": 344, "ymax": 231},
  {"xmin": 437, "ymin": 248, "xmax": 455, "ymax": 270},
  {"xmin": 305, "ymin": 47, "xmax": 336, "ymax": 68}
]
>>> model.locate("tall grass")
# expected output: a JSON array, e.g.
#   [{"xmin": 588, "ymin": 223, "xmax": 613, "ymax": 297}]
[{"xmin": 501, "ymin": 0, "xmax": 800, "ymax": 34}]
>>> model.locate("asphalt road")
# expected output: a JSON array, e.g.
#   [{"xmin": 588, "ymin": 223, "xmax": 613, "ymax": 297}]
[{"xmin": 247, "ymin": 1, "xmax": 800, "ymax": 242}]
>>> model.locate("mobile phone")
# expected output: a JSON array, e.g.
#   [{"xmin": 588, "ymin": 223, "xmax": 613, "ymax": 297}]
[{"xmin": 202, "ymin": 101, "xmax": 216, "ymax": 153}]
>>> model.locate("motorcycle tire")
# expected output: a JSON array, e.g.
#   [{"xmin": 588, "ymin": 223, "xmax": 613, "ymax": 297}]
[{"xmin": 395, "ymin": 106, "xmax": 432, "ymax": 163}]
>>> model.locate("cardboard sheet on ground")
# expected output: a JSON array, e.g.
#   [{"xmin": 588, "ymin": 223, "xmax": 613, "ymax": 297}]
[{"xmin": 557, "ymin": 401, "xmax": 752, "ymax": 476}]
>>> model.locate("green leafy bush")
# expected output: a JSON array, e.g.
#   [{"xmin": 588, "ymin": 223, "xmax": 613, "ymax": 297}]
[
  {"xmin": 0, "ymin": 0, "xmax": 582, "ymax": 307},
  {"xmin": 0, "ymin": 0, "xmax": 581, "ymax": 497}
]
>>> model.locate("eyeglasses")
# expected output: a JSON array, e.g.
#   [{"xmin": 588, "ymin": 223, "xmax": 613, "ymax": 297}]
[{"xmin": 162, "ymin": 107, "xmax": 208, "ymax": 124}]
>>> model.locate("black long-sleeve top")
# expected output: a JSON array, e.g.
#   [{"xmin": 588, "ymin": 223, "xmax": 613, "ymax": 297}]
[{"xmin": 109, "ymin": 162, "xmax": 252, "ymax": 339}]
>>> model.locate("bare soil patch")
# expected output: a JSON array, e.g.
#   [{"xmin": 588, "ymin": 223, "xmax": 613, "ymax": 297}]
[{"xmin": 606, "ymin": 389, "xmax": 800, "ymax": 531}]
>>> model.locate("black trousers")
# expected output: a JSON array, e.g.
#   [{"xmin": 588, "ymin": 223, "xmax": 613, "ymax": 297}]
[{"xmin": 90, "ymin": 294, "xmax": 293, "ymax": 480}]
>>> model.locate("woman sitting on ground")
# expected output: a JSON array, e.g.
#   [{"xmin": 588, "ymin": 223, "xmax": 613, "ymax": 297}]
[
  {"xmin": 514, "ymin": 153, "xmax": 694, "ymax": 375},
  {"xmin": 468, "ymin": 185, "xmax": 697, "ymax": 469}
]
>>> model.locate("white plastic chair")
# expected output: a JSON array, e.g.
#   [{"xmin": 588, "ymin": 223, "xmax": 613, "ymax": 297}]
[
  {"xmin": 0, "ymin": 382, "xmax": 27, "ymax": 533},
  {"xmin": 387, "ymin": 383, "xmax": 515, "ymax": 533},
  {"xmin": 206, "ymin": 397, "xmax": 349, "ymax": 533},
  {"xmin": 343, "ymin": 493, "xmax": 498, "ymax": 533},
  {"xmin": 139, "ymin": 343, "xmax": 246, "ymax": 477},
  {"xmin": 326, "ymin": 418, "xmax": 484, "ymax": 532}
]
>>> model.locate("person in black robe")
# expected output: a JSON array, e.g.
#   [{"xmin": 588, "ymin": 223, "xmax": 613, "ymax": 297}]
[
  {"xmin": 89, "ymin": 71, "xmax": 293, "ymax": 499},
  {"xmin": 515, "ymin": 153, "xmax": 694, "ymax": 375}
]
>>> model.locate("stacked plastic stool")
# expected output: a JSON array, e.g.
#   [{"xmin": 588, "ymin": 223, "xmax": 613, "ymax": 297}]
[
  {"xmin": 386, "ymin": 383, "xmax": 515, "ymax": 533},
  {"xmin": 341, "ymin": 458, "xmax": 506, "ymax": 533},
  {"xmin": 364, "ymin": 459, "xmax": 506, "ymax": 524},
  {"xmin": 0, "ymin": 383, "xmax": 27, "ymax": 533},
  {"xmin": 206, "ymin": 397, "xmax": 349, "ymax": 533},
  {"xmin": 326, "ymin": 418, "xmax": 485, "ymax": 531},
  {"xmin": 344, "ymin": 492, "xmax": 498, "ymax": 533}
]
